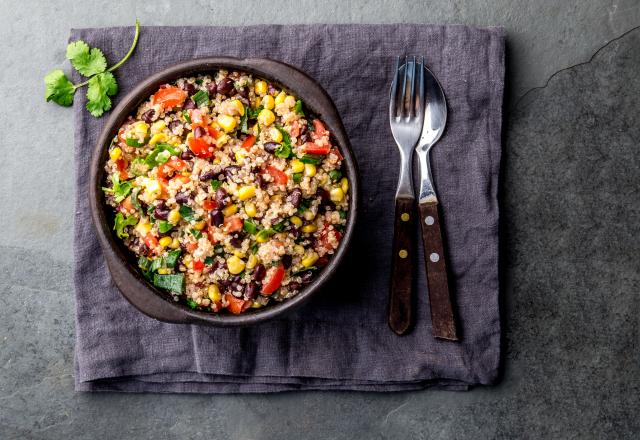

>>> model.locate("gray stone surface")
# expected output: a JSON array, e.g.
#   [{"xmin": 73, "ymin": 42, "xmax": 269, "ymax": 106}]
[{"xmin": 0, "ymin": 1, "xmax": 639, "ymax": 438}]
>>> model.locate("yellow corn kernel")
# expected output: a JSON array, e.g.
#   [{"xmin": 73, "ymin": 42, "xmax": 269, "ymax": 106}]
[
  {"xmin": 149, "ymin": 133, "xmax": 167, "ymax": 146},
  {"xmin": 317, "ymin": 174, "xmax": 329, "ymax": 185},
  {"xmin": 257, "ymin": 108, "xmax": 275, "ymax": 126},
  {"xmin": 246, "ymin": 254, "xmax": 259, "ymax": 270},
  {"xmin": 284, "ymin": 95, "xmax": 296, "ymax": 108},
  {"xmin": 251, "ymin": 301, "xmax": 263, "ymax": 309},
  {"xmin": 151, "ymin": 120, "xmax": 166, "ymax": 134},
  {"xmin": 256, "ymin": 233, "xmax": 270, "ymax": 244},
  {"xmin": 226, "ymin": 255, "xmax": 245, "ymax": 274},
  {"xmin": 216, "ymin": 133, "xmax": 230, "ymax": 146},
  {"xmin": 340, "ymin": 177, "xmax": 349, "ymax": 194},
  {"xmin": 183, "ymin": 254, "xmax": 193, "ymax": 268},
  {"xmin": 290, "ymin": 159, "xmax": 305, "ymax": 173},
  {"xmin": 244, "ymin": 202, "xmax": 257, "ymax": 217},
  {"xmin": 210, "ymin": 120, "xmax": 221, "ymax": 130},
  {"xmin": 170, "ymin": 238, "xmax": 181, "ymax": 249},
  {"xmin": 294, "ymin": 244, "xmax": 305, "ymax": 255},
  {"xmin": 229, "ymin": 99, "xmax": 245, "ymax": 116},
  {"xmin": 254, "ymin": 80, "xmax": 268, "ymax": 96},
  {"xmin": 109, "ymin": 147, "xmax": 122, "ymax": 161},
  {"xmin": 134, "ymin": 121, "xmax": 149, "ymax": 135},
  {"xmin": 303, "ymin": 210, "xmax": 316, "ymax": 221},
  {"xmin": 208, "ymin": 284, "xmax": 222, "ymax": 303},
  {"xmin": 168, "ymin": 209, "xmax": 181, "ymax": 225},
  {"xmin": 261, "ymin": 94, "xmax": 275, "ymax": 110},
  {"xmin": 237, "ymin": 185, "xmax": 256, "ymax": 201},
  {"xmin": 135, "ymin": 221, "xmax": 152, "ymax": 236},
  {"xmin": 269, "ymin": 127, "xmax": 283, "ymax": 143},
  {"xmin": 168, "ymin": 136, "xmax": 182, "ymax": 146},
  {"xmin": 157, "ymin": 267, "xmax": 170, "ymax": 275},
  {"xmin": 275, "ymin": 91, "xmax": 286, "ymax": 105},
  {"xmin": 330, "ymin": 187, "xmax": 345, "ymax": 203},
  {"xmin": 301, "ymin": 223, "xmax": 317, "ymax": 234},
  {"xmin": 158, "ymin": 236, "xmax": 172, "ymax": 247},
  {"xmin": 251, "ymin": 123, "xmax": 260, "ymax": 137},
  {"xmin": 217, "ymin": 114, "xmax": 237, "ymax": 132},
  {"xmin": 304, "ymin": 163, "xmax": 316, "ymax": 177},
  {"xmin": 140, "ymin": 179, "xmax": 161, "ymax": 203},
  {"xmin": 290, "ymin": 215, "xmax": 302, "ymax": 227},
  {"xmin": 193, "ymin": 220, "xmax": 207, "ymax": 231},
  {"xmin": 222, "ymin": 204, "xmax": 238, "ymax": 217},
  {"xmin": 301, "ymin": 251, "xmax": 319, "ymax": 268},
  {"xmin": 235, "ymin": 149, "xmax": 248, "ymax": 163}
]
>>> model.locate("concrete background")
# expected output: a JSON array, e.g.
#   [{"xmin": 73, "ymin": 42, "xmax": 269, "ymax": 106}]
[{"xmin": 1, "ymin": 1, "xmax": 639, "ymax": 438}]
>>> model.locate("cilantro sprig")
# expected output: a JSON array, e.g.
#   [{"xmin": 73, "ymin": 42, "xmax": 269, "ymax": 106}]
[{"xmin": 44, "ymin": 20, "xmax": 140, "ymax": 117}]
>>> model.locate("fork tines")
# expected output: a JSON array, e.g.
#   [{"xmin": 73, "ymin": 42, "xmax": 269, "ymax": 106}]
[{"xmin": 390, "ymin": 56, "xmax": 425, "ymax": 119}]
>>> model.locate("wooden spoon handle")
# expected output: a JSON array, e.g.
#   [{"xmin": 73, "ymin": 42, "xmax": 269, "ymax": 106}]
[
  {"xmin": 388, "ymin": 196, "xmax": 415, "ymax": 335},
  {"xmin": 418, "ymin": 200, "xmax": 458, "ymax": 341}
]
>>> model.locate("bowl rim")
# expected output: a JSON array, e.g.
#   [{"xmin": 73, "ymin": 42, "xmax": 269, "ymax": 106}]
[{"xmin": 89, "ymin": 56, "xmax": 359, "ymax": 326}]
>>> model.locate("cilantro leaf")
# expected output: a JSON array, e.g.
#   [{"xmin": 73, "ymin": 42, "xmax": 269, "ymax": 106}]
[
  {"xmin": 113, "ymin": 212, "xmax": 138, "ymax": 238},
  {"xmin": 86, "ymin": 72, "xmax": 118, "ymax": 117},
  {"xmin": 274, "ymin": 126, "xmax": 292, "ymax": 158},
  {"xmin": 294, "ymin": 100, "xmax": 305, "ymax": 116},
  {"xmin": 44, "ymin": 70, "xmax": 76, "ymax": 106},
  {"xmin": 102, "ymin": 172, "xmax": 132, "ymax": 202},
  {"xmin": 66, "ymin": 40, "xmax": 107, "ymax": 77}
]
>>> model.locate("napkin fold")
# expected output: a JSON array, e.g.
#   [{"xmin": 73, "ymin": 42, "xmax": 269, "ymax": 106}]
[{"xmin": 74, "ymin": 24, "xmax": 505, "ymax": 392}]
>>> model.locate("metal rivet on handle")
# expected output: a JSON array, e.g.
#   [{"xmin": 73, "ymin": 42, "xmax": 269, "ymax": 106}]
[
  {"xmin": 425, "ymin": 216, "xmax": 434, "ymax": 225},
  {"xmin": 401, "ymin": 213, "xmax": 410, "ymax": 222},
  {"xmin": 430, "ymin": 252, "xmax": 440, "ymax": 262},
  {"xmin": 399, "ymin": 249, "xmax": 408, "ymax": 258}
]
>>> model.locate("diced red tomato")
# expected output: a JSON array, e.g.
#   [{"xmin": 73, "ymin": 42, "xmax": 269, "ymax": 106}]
[
  {"xmin": 188, "ymin": 137, "xmax": 213, "ymax": 158},
  {"xmin": 260, "ymin": 264, "xmax": 285, "ymax": 295},
  {"xmin": 205, "ymin": 225, "xmax": 217, "ymax": 241},
  {"xmin": 289, "ymin": 123, "xmax": 301, "ymax": 138},
  {"xmin": 330, "ymin": 147, "xmax": 344, "ymax": 161},
  {"xmin": 170, "ymin": 175, "xmax": 191, "ymax": 186},
  {"xmin": 158, "ymin": 158, "xmax": 188, "ymax": 178},
  {"xmin": 143, "ymin": 234, "xmax": 158, "ymax": 250},
  {"xmin": 188, "ymin": 109, "xmax": 207, "ymax": 126},
  {"xmin": 202, "ymin": 199, "xmax": 218, "ymax": 211},
  {"xmin": 207, "ymin": 126, "xmax": 220, "ymax": 138},
  {"xmin": 265, "ymin": 165, "xmax": 288, "ymax": 185},
  {"xmin": 317, "ymin": 224, "xmax": 342, "ymax": 254},
  {"xmin": 225, "ymin": 294, "xmax": 249, "ymax": 315},
  {"xmin": 152, "ymin": 85, "xmax": 187, "ymax": 110},
  {"xmin": 119, "ymin": 196, "xmax": 134, "ymax": 214},
  {"xmin": 224, "ymin": 216, "xmax": 243, "ymax": 233},
  {"xmin": 157, "ymin": 177, "xmax": 169, "ymax": 199},
  {"xmin": 186, "ymin": 242, "xmax": 198, "ymax": 252},
  {"xmin": 115, "ymin": 158, "xmax": 130, "ymax": 180},
  {"xmin": 303, "ymin": 141, "xmax": 331, "ymax": 155},
  {"xmin": 313, "ymin": 119, "xmax": 328, "ymax": 137},
  {"xmin": 241, "ymin": 135, "xmax": 256, "ymax": 150},
  {"xmin": 192, "ymin": 260, "xmax": 205, "ymax": 271}
]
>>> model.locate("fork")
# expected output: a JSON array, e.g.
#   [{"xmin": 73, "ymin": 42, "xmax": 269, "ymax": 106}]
[{"xmin": 388, "ymin": 56, "xmax": 425, "ymax": 335}]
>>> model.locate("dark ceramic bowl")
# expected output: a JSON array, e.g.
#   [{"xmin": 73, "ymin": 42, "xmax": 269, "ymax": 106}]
[{"xmin": 89, "ymin": 57, "xmax": 359, "ymax": 326}]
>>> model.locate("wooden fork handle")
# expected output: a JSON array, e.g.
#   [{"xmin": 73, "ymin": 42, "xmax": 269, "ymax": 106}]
[
  {"xmin": 388, "ymin": 196, "xmax": 415, "ymax": 335},
  {"xmin": 418, "ymin": 200, "xmax": 458, "ymax": 341}
]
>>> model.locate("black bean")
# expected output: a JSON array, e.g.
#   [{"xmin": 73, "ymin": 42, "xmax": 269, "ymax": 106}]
[
  {"xmin": 237, "ymin": 87, "xmax": 249, "ymax": 99},
  {"xmin": 199, "ymin": 168, "xmax": 221, "ymax": 181},
  {"xmin": 281, "ymin": 254, "xmax": 292, "ymax": 269},
  {"xmin": 263, "ymin": 142, "xmax": 280, "ymax": 154},
  {"xmin": 184, "ymin": 99, "xmax": 196, "ymax": 110},
  {"xmin": 206, "ymin": 81, "xmax": 217, "ymax": 97},
  {"xmin": 230, "ymin": 234, "xmax": 243, "ymax": 248},
  {"xmin": 253, "ymin": 264, "xmax": 266, "ymax": 281},
  {"xmin": 168, "ymin": 120, "xmax": 182, "ymax": 132},
  {"xmin": 244, "ymin": 282, "xmax": 259, "ymax": 300},
  {"xmin": 209, "ymin": 209, "xmax": 224, "ymax": 227},
  {"xmin": 141, "ymin": 109, "xmax": 155, "ymax": 124},
  {"xmin": 287, "ymin": 188, "xmax": 302, "ymax": 208},
  {"xmin": 223, "ymin": 166, "xmax": 239, "ymax": 179},
  {"xmin": 217, "ymin": 77, "xmax": 234, "ymax": 95},
  {"xmin": 175, "ymin": 191, "xmax": 190, "ymax": 205},
  {"xmin": 230, "ymin": 275, "xmax": 242, "ymax": 284},
  {"xmin": 182, "ymin": 82, "xmax": 196, "ymax": 96},
  {"xmin": 255, "ymin": 174, "xmax": 268, "ymax": 190},
  {"xmin": 194, "ymin": 126, "xmax": 206, "ymax": 138},
  {"xmin": 181, "ymin": 149, "xmax": 194, "ymax": 160},
  {"xmin": 316, "ymin": 188, "xmax": 331, "ymax": 206},
  {"xmin": 154, "ymin": 201, "xmax": 170, "ymax": 220},
  {"xmin": 218, "ymin": 278, "xmax": 231, "ymax": 289},
  {"xmin": 300, "ymin": 271, "xmax": 314, "ymax": 284},
  {"xmin": 215, "ymin": 188, "xmax": 230, "ymax": 206}
]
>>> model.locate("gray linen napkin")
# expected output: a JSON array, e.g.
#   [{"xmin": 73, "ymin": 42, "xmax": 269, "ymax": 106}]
[{"xmin": 73, "ymin": 24, "xmax": 505, "ymax": 392}]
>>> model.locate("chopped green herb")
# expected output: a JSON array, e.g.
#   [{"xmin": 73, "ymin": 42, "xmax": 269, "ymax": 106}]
[
  {"xmin": 183, "ymin": 110, "xmax": 191, "ymax": 123},
  {"xmin": 256, "ymin": 228, "xmax": 275, "ymax": 242},
  {"xmin": 149, "ymin": 258, "xmax": 163, "ymax": 273},
  {"xmin": 210, "ymin": 180, "xmax": 223, "ymax": 190},
  {"xmin": 130, "ymin": 187, "xmax": 142, "ymax": 213},
  {"xmin": 153, "ymin": 273, "xmax": 185, "ymax": 294},
  {"xmin": 145, "ymin": 143, "xmax": 180, "ymax": 168},
  {"xmin": 138, "ymin": 256, "xmax": 152, "ymax": 272},
  {"xmin": 292, "ymin": 172, "xmax": 303, "ymax": 183},
  {"xmin": 196, "ymin": 79, "xmax": 203, "ymax": 85},
  {"xmin": 102, "ymin": 172, "xmax": 132, "ymax": 203},
  {"xmin": 274, "ymin": 126, "xmax": 292, "ymax": 158},
  {"xmin": 239, "ymin": 112, "xmax": 249, "ymax": 134},
  {"xmin": 247, "ymin": 106, "xmax": 262, "ymax": 119},
  {"xmin": 339, "ymin": 210, "xmax": 347, "ymax": 219},
  {"xmin": 334, "ymin": 224, "xmax": 345, "ymax": 232},
  {"xmin": 299, "ymin": 154, "xmax": 324, "ymax": 165},
  {"xmin": 113, "ymin": 212, "xmax": 137, "ymax": 238},
  {"xmin": 251, "ymin": 243, "xmax": 259, "ymax": 254},
  {"xmin": 158, "ymin": 220, "xmax": 173, "ymax": 233},
  {"xmin": 329, "ymin": 170, "xmax": 342, "ymax": 181},
  {"xmin": 192, "ymin": 90, "xmax": 210, "ymax": 107},
  {"xmin": 294, "ymin": 99, "xmax": 305, "ymax": 116},
  {"xmin": 186, "ymin": 298, "xmax": 198, "ymax": 309},
  {"xmin": 243, "ymin": 219, "xmax": 258, "ymax": 234},
  {"xmin": 179, "ymin": 205, "xmax": 196, "ymax": 222},
  {"xmin": 297, "ymin": 198, "xmax": 312, "ymax": 213},
  {"xmin": 191, "ymin": 229, "xmax": 202, "ymax": 239},
  {"xmin": 272, "ymin": 220, "xmax": 288, "ymax": 232},
  {"xmin": 204, "ymin": 256, "xmax": 215, "ymax": 265},
  {"xmin": 125, "ymin": 137, "xmax": 143, "ymax": 147},
  {"xmin": 214, "ymin": 245, "xmax": 224, "ymax": 254},
  {"xmin": 129, "ymin": 157, "xmax": 149, "ymax": 176},
  {"xmin": 164, "ymin": 250, "xmax": 182, "ymax": 268}
]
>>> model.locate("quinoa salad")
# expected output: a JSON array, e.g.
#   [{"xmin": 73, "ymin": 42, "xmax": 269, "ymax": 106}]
[{"xmin": 102, "ymin": 70, "xmax": 349, "ymax": 314}]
